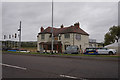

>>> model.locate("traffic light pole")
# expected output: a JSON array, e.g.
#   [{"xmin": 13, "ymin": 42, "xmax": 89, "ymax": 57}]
[{"xmin": 18, "ymin": 21, "xmax": 21, "ymax": 51}]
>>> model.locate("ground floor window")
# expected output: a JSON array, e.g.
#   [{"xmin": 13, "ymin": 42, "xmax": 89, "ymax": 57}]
[
  {"xmin": 40, "ymin": 44, "xmax": 43, "ymax": 49},
  {"xmin": 48, "ymin": 45, "xmax": 51, "ymax": 50},
  {"xmin": 47, "ymin": 45, "xmax": 57, "ymax": 50}
]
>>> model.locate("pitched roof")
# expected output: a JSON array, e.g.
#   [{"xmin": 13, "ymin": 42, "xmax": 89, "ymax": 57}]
[{"xmin": 38, "ymin": 25, "xmax": 89, "ymax": 36}]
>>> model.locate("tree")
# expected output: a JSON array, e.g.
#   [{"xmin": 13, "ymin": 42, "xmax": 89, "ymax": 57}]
[{"xmin": 104, "ymin": 26, "xmax": 120, "ymax": 45}]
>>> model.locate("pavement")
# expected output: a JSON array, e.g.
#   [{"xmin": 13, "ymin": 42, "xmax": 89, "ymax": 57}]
[{"xmin": 1, "ymin": 52, "xmax": 119, "ymax": 79}]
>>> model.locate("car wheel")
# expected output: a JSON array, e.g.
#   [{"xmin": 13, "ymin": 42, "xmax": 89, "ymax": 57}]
[{"xmin": 109, "ymin": 51, "xmax": 113, "ymax": 55}]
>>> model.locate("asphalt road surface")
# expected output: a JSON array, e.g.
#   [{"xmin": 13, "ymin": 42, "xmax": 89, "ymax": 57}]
[{"xmin": 2, "ymin": 53, "xmax": 119, "ymax": 79}]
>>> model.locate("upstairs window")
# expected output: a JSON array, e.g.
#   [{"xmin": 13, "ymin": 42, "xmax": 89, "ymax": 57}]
[
  {"xmin": 41, "ymin": 34, "xmax": 45, "ymax": 40},
  {"xmin": 76, "ymin": 34, "xmax": 81, "ymax": 40},
  {"xmin": 59, "ymin": 36, "xmax": 61, "ymax": 40},
  {"xmin": 64, "ymin": 33, "xmax": 70, "ymax": 39}
]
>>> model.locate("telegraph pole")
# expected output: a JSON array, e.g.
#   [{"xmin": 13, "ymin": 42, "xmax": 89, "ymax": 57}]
[
  {"xmin": 51, "ymin": 0, "xmax": 54, "ymax": 54},
  {"xmin": 18, "ymin": 21, "xmax": 21, "ymax": 51}
]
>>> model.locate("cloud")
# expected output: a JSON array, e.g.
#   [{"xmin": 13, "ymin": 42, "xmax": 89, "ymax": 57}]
[{"xmin": 2, "ymin": 2, "xmax": 118, "ymax": 42}]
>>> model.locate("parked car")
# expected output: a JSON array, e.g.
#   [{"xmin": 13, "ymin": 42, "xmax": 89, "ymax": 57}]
[
  {"xmin": 7, "ymin": 49, "xmax": 18, "ymax": 52},
  {"xmin": 8, "ymin": 49, "xmax": 19, "ymax": 52},
  {"xmin": 64, "ymin": 45, "xmax": 80, "ymax": 54},
  {"xmin": 17, "ymin": 50, "xmax": 30, "ymax": 53},
  {"xmin": 84, "ymin": 48, "xmax": 116, "ymax": 55},
  {"xmin": 7, "ymin": 48, "xmax": 30, "ymax": 53}
]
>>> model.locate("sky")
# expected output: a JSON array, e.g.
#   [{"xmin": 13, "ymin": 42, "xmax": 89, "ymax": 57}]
[{"xmin": 2, "ymin": 1, "xmax": 118, "ymax": 42}]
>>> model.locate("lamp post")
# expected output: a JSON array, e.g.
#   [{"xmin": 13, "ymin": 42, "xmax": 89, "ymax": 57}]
[{"xmin": 51, "ymin": 0, "xmax": 54, "ymax": 54}]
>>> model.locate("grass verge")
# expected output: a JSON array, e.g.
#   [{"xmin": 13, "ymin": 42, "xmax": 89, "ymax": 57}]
[{"xmin": 3, "ymin": 51, "xmax": 120, "ymax": 57}]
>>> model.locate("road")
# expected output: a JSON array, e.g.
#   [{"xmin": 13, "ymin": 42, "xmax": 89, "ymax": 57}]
[{"xmin": 2, "ymin": 53, "xmax": 119, "ymax": 79}]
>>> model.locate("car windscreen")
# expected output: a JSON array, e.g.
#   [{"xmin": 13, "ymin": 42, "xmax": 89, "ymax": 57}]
[{"xmin": 86, "ymin": 48, "xmax": 96, "ymax": 51}]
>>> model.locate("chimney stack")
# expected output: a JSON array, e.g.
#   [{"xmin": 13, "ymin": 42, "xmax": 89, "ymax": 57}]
[
  {"xmin": 74, "ymin": 22, "xmax": 80, "ymax": 28},
  {"xmin": 41, "ymin": 27, "xmax": 44, "ymax": 32},
  {"xmin": 61, "ymin": 24, "xmax": 64, "ymax": 28}
]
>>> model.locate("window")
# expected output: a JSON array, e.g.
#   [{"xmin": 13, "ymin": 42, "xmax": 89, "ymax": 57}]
[
  {"xmin": 64, "ymin": 33, "xmax": 70, "ymax": 38},
  {"xmin": 41, "ymin": 34, "xmax": 45, "ymax": 40},
  {"xmin": 58, "ymin": 34, "xmax": 61, "ymax": 40},
  {"xmin": 76, "ymin": 34, "xmax": 81, "ymax": 40},
  {"xmin": 49, "ymin": 34, "xmax": 51, "ymax": 38},
  {"xmin": 59, "ymin": 36, "xmax": 61, "ymax": 40},
  {"xmin": 40, "ymin": 44, "xmax": 43, "ymax": 49}
]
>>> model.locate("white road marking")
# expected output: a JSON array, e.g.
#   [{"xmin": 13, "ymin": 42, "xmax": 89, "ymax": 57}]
[
  {"xmin": 60, "ymin": 74, "xmax": 77, "ymax": 79},
  {"xmin": 0, "ymin": 63, "xmax": 27, "ymax": 70}
]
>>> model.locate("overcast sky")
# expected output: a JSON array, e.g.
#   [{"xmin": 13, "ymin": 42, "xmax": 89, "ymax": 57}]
[{"xmin": 2, "ymin": 2, "xmax": 118, "ymax": 42}]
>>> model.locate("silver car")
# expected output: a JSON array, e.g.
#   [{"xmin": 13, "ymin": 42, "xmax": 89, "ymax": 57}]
[
  {"xmin": 97, "ymin": 48, "xmax": 116, "ymax": 55},
  {"xmin": 64, "ymin": 45, "xmax": 80, "ymax": 54}
]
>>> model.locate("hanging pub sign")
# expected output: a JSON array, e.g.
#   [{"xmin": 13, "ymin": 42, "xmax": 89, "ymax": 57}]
[{"xmin": 54, "ymin": 37, "xmax": 58, "ymax": 40}]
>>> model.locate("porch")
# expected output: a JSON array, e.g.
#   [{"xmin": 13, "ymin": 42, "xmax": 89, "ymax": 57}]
[{"xmin": 39, "ymin": 41, "xmax": 62, "ymax": 53}]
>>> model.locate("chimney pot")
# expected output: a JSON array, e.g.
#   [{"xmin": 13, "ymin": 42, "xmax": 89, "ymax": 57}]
[
  {"xmin": 74, "ymin": 22, "xmax": 80, "ymax": 28},
  {"xmin": 61, "ymin": 24, "xmax": 64, "ymax": 28},
  {"xmin": 41, "ymin": 27, "xmax": 44, "ymax": 32}
]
